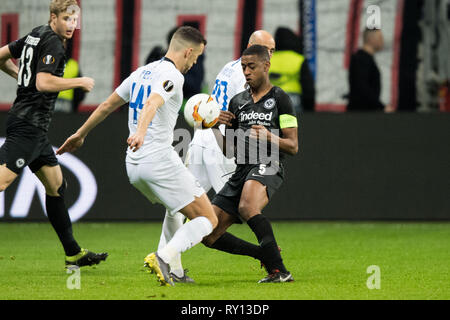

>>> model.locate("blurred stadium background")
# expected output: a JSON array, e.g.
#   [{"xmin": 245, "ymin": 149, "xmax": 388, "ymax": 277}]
[{"xmin": 0, "ymin": 0, "xmax": 449, "ymax": 223}]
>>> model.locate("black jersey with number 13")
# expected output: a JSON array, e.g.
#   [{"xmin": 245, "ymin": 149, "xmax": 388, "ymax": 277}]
[{"xmin": 8, "ymin": 24, "xmax": 67, "ymax": 131}]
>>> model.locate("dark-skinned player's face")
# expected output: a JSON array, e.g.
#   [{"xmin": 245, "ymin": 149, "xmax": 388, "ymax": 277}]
[{"xmin": 241, "ymin": 55, "xmax": 270, "ymax": 90}]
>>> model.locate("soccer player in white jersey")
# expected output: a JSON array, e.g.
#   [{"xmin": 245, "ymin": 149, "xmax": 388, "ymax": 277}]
[
  {"xmin": 57, "ymin": 26, "xmax": 218, "ymax": 287},
  {"xmin": 157, "ymin": 30, "xmax": 276, "ymax": 282}
]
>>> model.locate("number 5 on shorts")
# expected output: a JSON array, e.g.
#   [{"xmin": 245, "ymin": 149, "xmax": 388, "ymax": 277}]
[{"xmin": 259, "ymin": 164, "xmax": 266, "ymax": 175}]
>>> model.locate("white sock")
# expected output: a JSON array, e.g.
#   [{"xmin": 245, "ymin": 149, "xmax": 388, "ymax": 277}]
[
  {"xmin": 158, "ymin": 211, "xmax": 185, "ymax": 250},
  {"xmin": 157, "ymin": 216, "xmax": 213, "ymax": 264},
  {"xmin": 158, "ymin": 211, "xmax": 185, "ymax": 276}
]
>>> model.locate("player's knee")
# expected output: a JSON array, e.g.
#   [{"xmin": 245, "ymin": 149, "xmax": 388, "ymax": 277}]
[
  {"xmin": 0, "ymin": 183, "xmax": 7, "ymax": 192},
  {"xmin": 46, "ymin": 178, "xmax": 67, "ymax": 197},
  {"xmin": 0, "ymin": 178, "xmax": 14, "ymax": 192},
  {"xmin": 238, "ymin": 202, "xmax": 257, "ymax": 220},
  {"xmin": 57, "ymin": 179, "xmax": 67, "ymax": 197}
]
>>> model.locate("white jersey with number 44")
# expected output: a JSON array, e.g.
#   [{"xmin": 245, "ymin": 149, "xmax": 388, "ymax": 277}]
[{"xmin": 115, "ymin": 59, "xmax": 185, "ymax": 163}]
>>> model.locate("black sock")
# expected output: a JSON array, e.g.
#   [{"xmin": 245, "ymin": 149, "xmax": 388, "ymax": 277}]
[
  {"xmin": 209, "ymin": 232, "xmax": 264, "ymax": 261},
  {"xmin": 247, "ymin": 214, "xmax": 287, "ymax": 273},
  {"xmin": 46, "ymin": 194, "xmax": 81, "ymax": 256}
]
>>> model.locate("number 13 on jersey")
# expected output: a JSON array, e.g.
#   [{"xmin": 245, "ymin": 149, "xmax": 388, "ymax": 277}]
[{"xmin": 17, "ymin": 46, "xmax": 34, "ymax": 87}]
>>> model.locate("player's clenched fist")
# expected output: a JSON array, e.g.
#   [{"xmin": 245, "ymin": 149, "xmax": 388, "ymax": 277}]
[
  {"xmin": 79, "ymin": 77, "xmax": 95, "ymax": 92},
  {"xmin": 127, "ymin": 133, "xmax": 145, "ymax": 152},
  {"xmin": 250, "ymin": 125, "xmax": 271, "ymax": 142}
]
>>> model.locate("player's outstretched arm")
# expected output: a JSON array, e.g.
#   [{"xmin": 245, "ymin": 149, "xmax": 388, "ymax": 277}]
[
  {"xmin": 0, "ymin": 45, "xmax": 18, "ymax": 79},
  {"xmin": 127, "ymin": 93, "xmax": 164, "ymax": 152},
  {"xmin": 36, "ymin": 72, "xmax": 95, "ymax": 93},
  {"xmin": 56, "ymin": 92, "xmax": 126, "ymax": 155}
]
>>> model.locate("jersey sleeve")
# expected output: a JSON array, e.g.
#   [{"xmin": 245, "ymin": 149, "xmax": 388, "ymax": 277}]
[
  {"xmin": 36, "ymin": 36, "xmax": 65, "ymax": 75},
  {"xmin": 211, "ymin": 60, "xmax": 246, "ymax": 111},
  {"xmin": 278, "ymin": 90, "xmax": 298, "ymax": 129},
  {"xmin": 115, "ymin": 74, "xmax": 133, "ymax": 103},
  {"xmin": 151, "ymin": 69, "xmax": 183, "ymax": 103},
  {"xmin": 229, "ymin": 71, "xmax": 247, "ymax": 104},
  {"xmin": 8, "ymin": 35, "xmax": 27, "ymax": 59},
  {"xmin": 226, "ymin": 78, "xmax": 244, "ymax": 110}
]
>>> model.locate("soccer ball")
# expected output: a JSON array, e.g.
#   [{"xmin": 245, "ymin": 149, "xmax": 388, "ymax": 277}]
[{"xmin": 184, "ymin": 93, "xmax": 221, "ymax": 129}]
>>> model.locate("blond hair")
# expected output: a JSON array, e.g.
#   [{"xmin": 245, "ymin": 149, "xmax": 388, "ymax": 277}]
[{"xmin": 48, "ymin": 0, "xmax": 79, "ymax": 23}]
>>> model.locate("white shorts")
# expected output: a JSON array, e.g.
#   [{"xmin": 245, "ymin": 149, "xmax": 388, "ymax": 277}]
[
  {"xmin": 185, "ymin": 143, "xmax": 236, "ymax": 193},
  {"xmin": 126, "ymin": 150, "xmax": 205, "ymax": 215}
]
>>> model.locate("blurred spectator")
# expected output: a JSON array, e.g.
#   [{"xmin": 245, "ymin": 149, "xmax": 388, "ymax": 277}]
[
  {"xmin": 145, "ymin": 45, "xmax": 165, "ymax": 64},
  {"xmin": 145, "ymin": 26, "xmax": 175, "ymax": 64},
  {"xmin": 347, "ymin": 28, "xmax": 393, "ymax": 112},
  {"xmin": 54, "ymin": 39, "xmax": 85, "ymax": 112},
  {"xmin": 269, "ymin": 27, "xmax": 315, "ymax": 113},
  {"xmin": 184, "ymin": 53, "xmax": 205, "ymax": 99},
  {"xmin": 145, "ymin": 25, "xmax": 205, "ymax": 101}
]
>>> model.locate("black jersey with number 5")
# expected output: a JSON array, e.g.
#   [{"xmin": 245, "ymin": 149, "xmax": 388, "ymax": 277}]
[
  {"xmin": 8, "ymin": 25, "xmax": 67, "ymax": 131},
  {"xmin": 227, "ymin": 86, "xmax": 298, "ymax": 165}
]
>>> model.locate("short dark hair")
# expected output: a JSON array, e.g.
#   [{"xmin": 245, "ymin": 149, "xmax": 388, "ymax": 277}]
[
  {"xmin": 172, "ymin": 26, "xmax": 207, "ymax": 46},
  {"xmin": 242, "ymin": 44, "xmax": 270, "ymax": 62}
]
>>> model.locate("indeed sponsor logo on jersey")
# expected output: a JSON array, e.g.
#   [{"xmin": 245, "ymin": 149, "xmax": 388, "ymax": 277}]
[{"xmin": 240, "ymin": 111, "xmax": 273, "ymax": 122}]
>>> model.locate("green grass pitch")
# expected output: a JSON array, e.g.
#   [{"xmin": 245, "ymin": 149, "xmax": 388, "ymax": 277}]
[{"xmin": 0, "ymin": 222, "xmax": 448, "ymax": 300}]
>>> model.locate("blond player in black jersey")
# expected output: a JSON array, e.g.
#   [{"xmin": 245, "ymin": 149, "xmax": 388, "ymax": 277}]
[{"xmin": 0, "ymin": 0, "xmax": 107, "ymax": 268}]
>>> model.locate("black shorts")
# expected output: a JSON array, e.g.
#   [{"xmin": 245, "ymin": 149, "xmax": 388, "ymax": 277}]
[
  {"xmin": 211, "ymin": 162, "xmax": 284, "ymax": 223},
  {"xmin": 0, "ymin": 115, "xmax": 58, "ymax": 174}
]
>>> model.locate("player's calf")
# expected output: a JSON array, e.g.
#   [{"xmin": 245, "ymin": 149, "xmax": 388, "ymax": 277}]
[
  {"xmin": 35, "ymin": 169, "xmax": 81, "ymax": 257},
  {"xmin": 246, "ymin": 214, "xmax": 289, "ymax": 274},
  {"xmin": 34, "ymin": 165, "xmax": 64, "ymax": 197},
  {"xmin": 202, "ymin": 205, "xmax": 235, "ymax": 246},
  {"xmin": 181, "ymin": 193, "xmax": 219, "ymax": 229},
  {"xmin": 156, "ymin": 195, "xmax": 217, "ymax": 270}
]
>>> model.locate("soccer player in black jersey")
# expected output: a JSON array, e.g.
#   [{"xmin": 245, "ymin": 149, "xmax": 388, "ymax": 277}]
[
  {"xmin": 0, "ymin": 0, "xmax": 107, "ymax": 267},
  {"xmin": 203, "ymin": 45, "xmax": 299, "ymax": 283}
]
